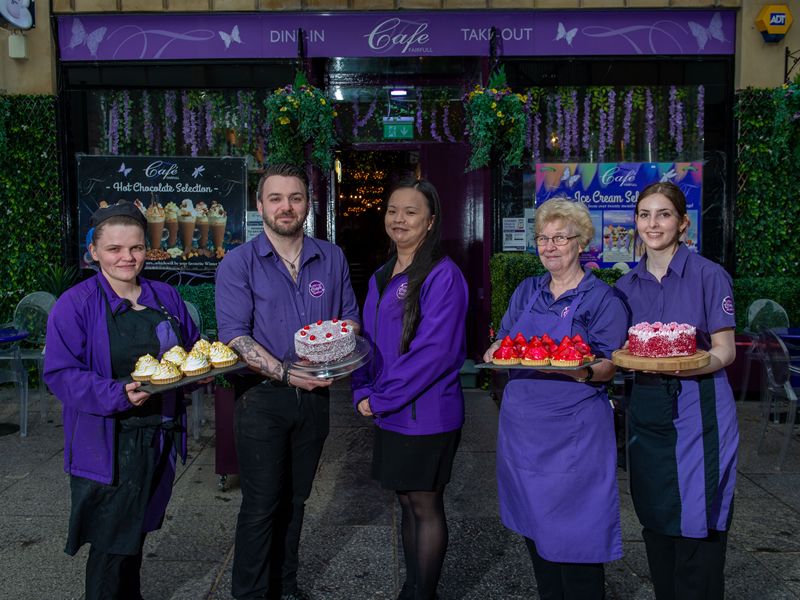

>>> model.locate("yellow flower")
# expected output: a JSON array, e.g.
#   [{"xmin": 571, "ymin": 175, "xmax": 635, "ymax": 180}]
[
  {"xmin": 491, "ymin": 102, "xmax": 497, "ymax": 109},
  {"xmin": 279, "ymin": 106, "xmax": 288, "ymax": 112},
  {"xmin": 333, "ymin": 111, "xmax": 338, "ymax": 117},
  {"xmin": 490, "ymin": 88, "xmax": 497, "ymax": 93},
  {"xmin": 279, "ymin": 116, "xmax": 290, "ymax": 125},
  {"xmin": 320, "ymin": 98, "xmax": 326, "ymax": 105},
  {"xmin": 497, "ymin": 111, "xmax": 504, "ymax": 118}
]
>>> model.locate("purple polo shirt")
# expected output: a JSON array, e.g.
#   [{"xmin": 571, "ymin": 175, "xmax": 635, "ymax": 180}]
[
  {"xmin": 615, "ymin": 243, "xmax": 736, "ymax": 348},
  {"xmin": 215, "ymin": 232, "xmax": 359, "ymax": 359}
]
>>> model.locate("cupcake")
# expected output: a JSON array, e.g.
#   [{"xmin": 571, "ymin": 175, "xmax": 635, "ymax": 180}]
[
  {"xmin": 150, "ymin": 360, "xmax": 183, "ymax": 385},
  {"xmin": 192, "ymin": 339, "xmax": 212, "ymax": 358},
  {"xmin": 180, "ymin": 349, "xmax": 211, "ymax": 376},
  {"xmin": 131, "ymin": 354, "xmax": 159, "ymax": 382},
  {"xmin": 210, "ymin": 341, "xmax": 238, "ymax": 368},
  {"xmin": 162, "ymin": 345, "xmax": 188, "ymax": 366}
]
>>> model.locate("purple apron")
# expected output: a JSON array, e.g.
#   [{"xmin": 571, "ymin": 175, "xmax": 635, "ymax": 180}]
[{"xmin": 496, "ymin": 285, "xmax": 622, "ymax": 563}]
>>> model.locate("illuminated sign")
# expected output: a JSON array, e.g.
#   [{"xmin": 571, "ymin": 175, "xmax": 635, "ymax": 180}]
[{"xmin": 756, "ymin": 4, "xmax": 793, "ymax": 43}]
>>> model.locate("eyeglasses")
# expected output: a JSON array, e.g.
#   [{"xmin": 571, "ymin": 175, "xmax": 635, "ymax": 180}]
[{"xmin": 534, "ymin": 234, "xmax": 580, "ymax": 247}]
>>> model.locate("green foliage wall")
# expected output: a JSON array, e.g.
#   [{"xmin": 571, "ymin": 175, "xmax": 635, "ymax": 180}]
[
  {"xmin": 176, "ymin": 283, "xmax": 217, "ymax": 336},
  {"xmin": 735, "ymin": 86, "xmax": 800, "ymax": 277},
  {"xmin": 0, "ymin": 95, "xmax": 62, "ymax": 322}
]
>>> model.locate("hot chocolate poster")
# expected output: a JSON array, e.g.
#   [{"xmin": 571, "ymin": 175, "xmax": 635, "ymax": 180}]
[{"xmin": 76, "ymin": 155, "xmax": 246, "ymax": 271}]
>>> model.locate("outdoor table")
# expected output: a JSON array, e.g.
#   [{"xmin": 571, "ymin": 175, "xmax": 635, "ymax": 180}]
[{"xmin": 0, "ymin": 327, "xmax": 29, "ymax": 436}]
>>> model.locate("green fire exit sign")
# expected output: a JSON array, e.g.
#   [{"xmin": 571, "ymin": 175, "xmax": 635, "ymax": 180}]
[{"xmin": 383, "ymin": 117, "xmax": 414, "ymax": 140}]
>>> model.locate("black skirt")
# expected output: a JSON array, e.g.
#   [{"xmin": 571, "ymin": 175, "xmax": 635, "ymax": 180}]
[{"xmin": 372, "ymin": 426, "xmax": 462, "ymax": 491}]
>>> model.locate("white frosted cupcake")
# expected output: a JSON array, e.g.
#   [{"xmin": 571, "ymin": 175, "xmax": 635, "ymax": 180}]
[
  {"xmin": 162, "ymin": 345, "xmax": 187, "ymax": 366},
  {"xmin": 131, "ymin": 354, "xmax": 159, "ymax": 382},
  {"xmin": 210, "ymin": 341, "xmax": 238, "ymax": 368},
  {"xmin": 180, "ymin": 349, "xmax": 210, "ymax": 376},
  {"xmin": 150, "ymin": 360, "xmax": 182, "ymax": 385}
]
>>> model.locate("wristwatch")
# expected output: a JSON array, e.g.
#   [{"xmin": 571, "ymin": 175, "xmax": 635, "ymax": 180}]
[{"xmin": 576, "ymin": 365, "xmax": 594, "ymax": 383}]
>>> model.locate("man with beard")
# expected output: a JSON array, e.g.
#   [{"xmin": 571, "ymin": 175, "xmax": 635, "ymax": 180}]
[{"xmin": 216, "ymin": 163, "xmax": 360, "ymax": 600}]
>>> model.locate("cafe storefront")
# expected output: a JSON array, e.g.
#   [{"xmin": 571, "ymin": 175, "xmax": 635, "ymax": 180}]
[{"xmin": 53, "ymin": 8, "xmax": 736, "ymax": 354}]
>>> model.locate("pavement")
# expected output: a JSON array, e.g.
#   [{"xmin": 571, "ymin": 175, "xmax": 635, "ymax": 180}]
[{"xmin": 1, "ymin": 381, "xmax": 800, "ymax": 599}]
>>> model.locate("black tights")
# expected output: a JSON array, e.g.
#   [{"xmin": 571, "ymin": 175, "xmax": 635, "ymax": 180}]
[{"xmin": 397, "ymin": 490, "xmax": 448, "ymax": 600}]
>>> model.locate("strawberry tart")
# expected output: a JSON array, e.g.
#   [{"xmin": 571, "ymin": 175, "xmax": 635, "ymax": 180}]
[
  {"xmin": 492, "ymin": 335, "xmax": 521, "ymax": 365},
  {"xmin": 294, "ymin": 319, "xmax": 356, "ymax": 363},
  {"xmin": 628, "ymin": 321, "xmax": 696, "ymax": 358}
]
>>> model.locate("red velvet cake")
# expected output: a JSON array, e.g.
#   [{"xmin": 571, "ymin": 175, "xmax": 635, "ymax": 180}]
[{"xmin": 627, "ymin": 321, "xmax": 696, "ymax": 358}]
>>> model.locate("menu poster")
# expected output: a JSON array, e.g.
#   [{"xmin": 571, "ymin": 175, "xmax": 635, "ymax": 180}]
[
  {"xmin": 534, "ymin": 161, "xmax": 703, "ymax": 269},
  {"xmin": 77, "ymin": 155, "xmax": 247, "ymax": 271}
]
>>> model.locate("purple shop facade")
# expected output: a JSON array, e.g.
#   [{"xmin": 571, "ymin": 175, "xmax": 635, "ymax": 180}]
[{"xmin": 57, "ymin": 10, "xmax": 735, "ymax": 62}]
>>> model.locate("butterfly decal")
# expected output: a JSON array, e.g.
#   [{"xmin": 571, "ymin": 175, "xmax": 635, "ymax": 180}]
[
  {"xmin": 561, "ymin": 166, "xmax": 580, "ymax": 187},
  {"xmin": 688, "ymin": 12, "xmax": 725, "ymax": 51},
  {"xmin": 118, "ymin": 162, "xmax": 132, "ymax": 177},
  {"xmin": 660, "ymin": 168, "xmax": 677, "ymax": 182},
  {"xmin": 191, "ymin": 166, "xmax": 206, "ymax": 179},
  {"xmin": 555, "ymin": 22, "xmax": 578, "ymax": 46},
  {"xmin": 0, "ymin": 0, "xmax": 33, "ymax": 30},
  {"xmin": 68, "ymin": 18, "xmax": 107, "ymax": 57},
  {"xmin": 219, "ymin": 25, "xmax": 242, "ymax": 50}
]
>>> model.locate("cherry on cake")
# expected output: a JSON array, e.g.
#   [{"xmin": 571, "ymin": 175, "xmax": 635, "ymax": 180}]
[
  {"xmin": 628, "ymin": 321, "xmax": 696, "ymax": 358},
  {"xmin": 294, "ymin": 318, "xmax": 356, "ymax": 363}
]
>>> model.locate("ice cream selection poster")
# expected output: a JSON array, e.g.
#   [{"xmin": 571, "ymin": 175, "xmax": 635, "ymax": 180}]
[
  {"xmin": 76, "ymin": 155, "xmax": 247, "ymax": 271},
  {"xmin": 533, "ymin": 161, "xmax": 703, "ymax": 270}
]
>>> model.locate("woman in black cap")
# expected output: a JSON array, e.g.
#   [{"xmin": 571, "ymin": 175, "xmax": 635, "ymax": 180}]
[{"xmin": 44, "ymin": 201, "xmax": 205, "ymax": 599}]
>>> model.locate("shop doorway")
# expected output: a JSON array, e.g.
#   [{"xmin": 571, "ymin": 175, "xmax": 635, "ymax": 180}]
[{"xmin": 334, "ymin": 144, "xmax": 489, "ymax": 357}]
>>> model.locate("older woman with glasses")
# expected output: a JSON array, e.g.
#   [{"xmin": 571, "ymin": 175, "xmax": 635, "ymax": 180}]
[{"xmin": 483, "ymin": 197, "xmax": 629, "ymax": 600}]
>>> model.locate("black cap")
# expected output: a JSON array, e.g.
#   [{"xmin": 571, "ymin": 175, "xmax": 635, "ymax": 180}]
[{"xmin": 89, "ymin": 200, "xmax": 147, "ymax": 230}]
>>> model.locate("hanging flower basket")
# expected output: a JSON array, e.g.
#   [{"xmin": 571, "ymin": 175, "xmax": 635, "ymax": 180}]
[
  {"xmin": 463, "ymin": 67, "xmax": 526, "ymax": 173},
  {"xmin": 264, "ymin": 72, "xmax": 336, "ymax": 170}
]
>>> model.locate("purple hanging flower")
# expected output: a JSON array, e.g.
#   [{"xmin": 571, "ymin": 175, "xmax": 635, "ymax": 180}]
[
  {"xmin": 524, "ymin": 94, "xmax": 532, "ymax": 151},
  {"xmin": 443, "ymin": 104, "xmax": 456, "ymax": 143},
  {"xmin": 675, "ymin": 94, "xmax": 684, "ymax": 155},
  {"xmin": 598, "ymin": 108, "xmax": 606, "ymax": 161},
  {"xmin": 122, "ymin": 90, "xmax": 132, "ymax": 146},
  {"xmin": 582, "ymin": 94, "xmax": 591, "ymax": 153},
  {"xmin": 352, "ymin": 98, "xmax": 377, "ymax": 137},
  {"xmin": 545, "ymin": 95, "xmax": 554, "ymax": 150},
  {"xmin": 182, "ymin": 91, "xmax": 191, "ymax": 153},
  {"xmin": 571, "ymin": 90, "xmax": 579, "ymax": 156},
  {"xmin": 622, "ymin": 89, "xmax": 633, "ymax": 147},
  {"xmin": 205, "ymin": 100, "xmax": 214, "ymax": 151},
  {"xmin": 430, "ymin": 106, "xmax": 443, "ymax": 142},
  {"xmin": 142, "ymin": 91, "xmax": 153, "ymax": 154},
  {"xmin": 555, "ymin": 94, "xmax": 563, "ymax": 153},
  {"xmin": 416, "ymin": 90, "xmax": 423, "ymax": 135},
  {"xmin": 696, "ymin": 85, "xmax": 704, "ymax": 141},
  {"xmin": 189, "ymin": 107, "xmax": 198, "ymax": 157},
  {"xmin": 164, "ymin": 91, "xmax": 177, "ymax": 153},
  {"xmin": 606, "ymin": 89, "xmax": 616, "ymax": 151},
  {"xmin": 668, "ymin": 86, "xmax": 677, "ymax": 142},
  {"xmin": 645, "ymin": 89, "xmax": 655, "ymax": 150},
  {"xmin": 532, "ymin": 113, "xmax": 541, "ymax": 164},
  {"xmin": 109, "ymin": 100, "xmax": 120, "ymax": 155}
]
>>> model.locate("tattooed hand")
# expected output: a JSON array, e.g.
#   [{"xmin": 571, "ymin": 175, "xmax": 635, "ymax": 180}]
[{"xmin": 229, "ymin": 335, "xmax": 284, "ymax": 381}]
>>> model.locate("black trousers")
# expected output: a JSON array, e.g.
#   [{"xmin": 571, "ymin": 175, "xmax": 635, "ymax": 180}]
[
  {"xmin": 232, "ymin": 381, "xmax": 329, "ymax": 600},
  {"xmin": 642, "ymin": 528, "xmax": 727, "ymax": 600},
  {"xmin": 525, "ymin": 537, "xmax": 606, "ymax": 600},
  {"xmin": 85, "ymin": 535, "xmax": 146, "ymax": 600}
]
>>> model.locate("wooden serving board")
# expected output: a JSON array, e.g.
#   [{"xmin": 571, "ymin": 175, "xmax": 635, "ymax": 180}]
[{"xmin": 612, "ymin": 349, "xmax": 710, "ymax": 372}]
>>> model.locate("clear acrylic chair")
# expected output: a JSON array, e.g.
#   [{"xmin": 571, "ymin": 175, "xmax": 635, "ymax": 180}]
[
  {"xmin": 0, "ymin": 324, "xmax": 30, "ymax": 436},
  {"xmin": 755, "ymin": 330, "xmax": 800, "ymax": 470},
  {"xmin": 13, "ymin": 292, "xmax": 56, "ymax": 423},
  {"xmin": 739, "ymin": 299, "xmax": 791, "ymax": 403}
]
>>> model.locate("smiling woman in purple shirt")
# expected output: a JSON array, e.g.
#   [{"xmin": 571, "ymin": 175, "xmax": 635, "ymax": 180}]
[
  {"xmin": 352, "ymin": 179, "xmax": 468, "ymax": 600},
  {"xmin": 615, "ymin": 182, "xmax": 738, "ymax": 600},
  {"xmin": 483, "ymin": 198, "xmax": 629, "ymax": 600},
  {"xmin": 44, "ymin": 201, "xmax": 200, "ymax": 600}
]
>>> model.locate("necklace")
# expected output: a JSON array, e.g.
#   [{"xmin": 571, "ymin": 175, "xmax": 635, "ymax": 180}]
[{"xmin": 275, "ymin": 245, "xmax": 303, "ymax": 282}]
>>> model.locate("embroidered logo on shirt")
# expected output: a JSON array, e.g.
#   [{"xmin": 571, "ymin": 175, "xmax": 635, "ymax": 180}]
[
  {"xmin": 721, "ymin": 295, "xmax": 734, "ymax": 316},
  {"xmin": 396, "ymin": 282, "xmax": 408, "ymax": 300},
  {"xmin": 561, "ymin": 306, "xmax": 570, "ymax": 318},
  {"xmin": 309, "ymin": 280, "xmax": 325, "ymax": 298}
]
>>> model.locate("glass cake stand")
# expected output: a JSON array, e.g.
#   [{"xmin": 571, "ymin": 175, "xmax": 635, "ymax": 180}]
[{"xmin": 286, "ymin": 335, "xmax": 373, "ymax": 379}]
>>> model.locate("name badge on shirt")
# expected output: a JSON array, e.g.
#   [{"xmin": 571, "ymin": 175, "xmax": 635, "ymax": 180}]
[{"xmin": 309, "ymin": 280, "xmax": 325, "ymax": 298}]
